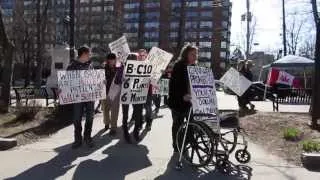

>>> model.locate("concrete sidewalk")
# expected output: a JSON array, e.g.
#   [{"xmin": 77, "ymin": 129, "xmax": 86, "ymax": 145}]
[{"xmin": 0, "ymin": 105, "xmax": 319, "ymax": 180}]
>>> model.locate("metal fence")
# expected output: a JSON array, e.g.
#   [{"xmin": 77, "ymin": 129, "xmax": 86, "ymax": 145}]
[{"xmin": 275, "ymin": 88, "xmax": 312, "ymax": 105}]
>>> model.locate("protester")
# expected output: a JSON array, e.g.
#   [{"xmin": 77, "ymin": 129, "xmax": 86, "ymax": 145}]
[
  {"xmin": 102, "ymin": 53, "xmax": 122, "ymax": 136},
  {"xmin": 237, "ymin": 60, "xmax": 247, "ymax": 110},
  {"xmin": 168, "ymin": 44, "xmax": 198, "ymax": 153},
  {"xmin": 67, "ymin": 46, "xmax": 95, "ymax": 149},
  {"xmin": 243, "ymin": 60, "xmax": 255, "ymax": 110}
]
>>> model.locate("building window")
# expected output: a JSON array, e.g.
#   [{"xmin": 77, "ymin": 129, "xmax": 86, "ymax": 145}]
[
  {"xmin": 144, "ymin": 32, "xmax": 159, "ymax": 38},
  {"xmin": 125, "ymin": 23, "xmax": 139, "ymax": 30},
  {"xmin": 92, "ymin": 0, "xmax": 101, "ymax": 2},
  {"xmin": 222, "ymin": 21, "xmax": 228, "ymax": 29},
  {"xmin": 172, "ymin": 2, "xmax": 181, "ymax": 8},
  {"xmin": 185, "ymin": 32, "xmax": 197, "ymax": 39},
  {"xmin": 145, "ymin": 12, "xmax": 160, "ymax": 19},
  {"xmin": 170, "ymin": 22, "xmax": 179, "ymax": 29},
  {"xmin": 144, "ymin": 41, "xmax": 159, "ymax": 48},
  {"xmin": 199, "ymin": 41, "xmax": 211, "ymax": 48},
  {"xmin": 104, "ymin": 5, "xmax": 113, "ymax": 11},
  {"xmin": 221, "ymin": 42, "xmax": 227, "ymax": 49},
  {"xmin": 185, "ymin": 21, "xmax": 198, "ymax": 29},
  {"xmin": 170, "ymin": 32, "xmax": 178, "ymax": 38},
  {"xmin": 124, "ymin": 33, "xmax": 138, "ymax": 38},
  {"xmin": 145, "ymin": 22, "xmax": 159, "ymax": 29},
  {"xmin": 124, "ymin": 3, "xmax": 140, "ymax": 9},
  {"xmin": 200, "ymin": 32, "xmax": 212, "ymax": 39},
  {"xmin": 186, "ymin": 12, "xmax": 198, "ymax": 18},
  {"xmin": 199, "ymin": 52, "xmax": 211, "ymax": 59},
  {"xmin": 92, "ymin": 6, "xmax": 102, "ymax": 12},
  {"xmin": 200, "ymin": 11, "xmax": 212, "ymax": 18},
  {"xmin": 220, "ymin": 52, "xmax": 227, "ymax": 58},
  {"xmin": 200, "ymin": 21, "xmax": 213, "ymax": 28},
  {"xmin": 124, "ymin": 13, "xmax": 140, "ymax": 20},
  {"xmin": 145, "ymin": 2, "xmax": 160, "ymax": 8},
  {"xmin": 187, "ymin": 1, "xmax": 198, "ymax": 7},
  {"xmin": 201, "ymin": 1, "xmax": 212, "ymax": 7}
]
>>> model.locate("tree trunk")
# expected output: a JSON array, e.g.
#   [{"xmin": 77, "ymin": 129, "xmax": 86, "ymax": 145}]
[
  {"xmin": 0, "ymin": 8, "xmax": 15, "ymax": 113},
  {"xmin": 311, "ymin": 0, "xmax": 320, "ymax": 128}
]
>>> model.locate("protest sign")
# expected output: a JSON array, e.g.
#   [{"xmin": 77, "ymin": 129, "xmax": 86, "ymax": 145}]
[
  {"xmin": 145, "ymin": 47, "xmax": 173, "ymax": 85},
  {"xmin": 57, "ymin": 70, "xmax": 106, "ymax": 105},
  {"xmin": 187, "ymin": 66, "xmax": 219, "ymax": 127},
  {"xmin": 160, "ymin": 78, "xmax": 169, "ymax": 96},
  {"xmin": 120, "ymin": 60, "xmax": 152, "ymax": 104},
  {"xmin": 108, "ymin": 36, "xmax": 130, "ymax": 63},
  {"xmin": 220, "ymin": 67, "xmax": 252, "ymax": 96}
]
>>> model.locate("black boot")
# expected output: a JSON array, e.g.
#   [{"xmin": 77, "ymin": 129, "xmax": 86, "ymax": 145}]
[{"xmin": 122, "ymin": 126, "xmax": 131, "ymax": 143}]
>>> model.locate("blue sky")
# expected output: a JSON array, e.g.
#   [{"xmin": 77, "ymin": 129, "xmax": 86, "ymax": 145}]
[{"xmin": 230, "ymin": 0, "xmax": 316, "ymax": 54}]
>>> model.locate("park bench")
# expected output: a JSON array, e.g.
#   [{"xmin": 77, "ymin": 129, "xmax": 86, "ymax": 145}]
[
  {"xmin": 10, "ymin": 87, "xmax": 59, "ymax": 107},
  {"xmin": 273, "ymin": 88, "xmax": 312, "ymax": 112}
]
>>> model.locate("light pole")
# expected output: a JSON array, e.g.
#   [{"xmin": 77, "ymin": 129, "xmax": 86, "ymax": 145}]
[
  {"xmin": 69, "ymin": 0, "xmax": 75, "ymax": 61},
  {"xmin": 282, "ymin": 0, "xmax": 287, "ymax": 56}
]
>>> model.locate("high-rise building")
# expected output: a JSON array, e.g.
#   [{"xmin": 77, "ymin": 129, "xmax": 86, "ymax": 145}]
[
  {"xmin": 122, "ymin": 0, "xmax": 232, "ymax": 77},
  {"xmin": 1, "ymin": 0, "xmax": 232, "ymax": 76}
]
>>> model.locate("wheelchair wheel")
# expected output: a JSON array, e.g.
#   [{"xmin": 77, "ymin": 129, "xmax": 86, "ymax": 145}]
[
  {"xmin": 196, "ymin": 121, "xmax": 238, "ymax": 154},
  {"xmin": 176, "ymin": 121, "xmax": 216, "ymax": 167}
]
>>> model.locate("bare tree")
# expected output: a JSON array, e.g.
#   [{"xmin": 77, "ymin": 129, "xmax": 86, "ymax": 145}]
[
  {"xmin": 286, "ymin": 14, "xmax": 305, "ymax": 55},
  {"xmin": 239, "ymin": 17, "xmax": 257, "ymax": 57},
  {"xmin": 299, "ymin": 36, "xmax": 316, "ymax": 59},
  {"xmin": 0, "ymin": 7, "xmax": 15, "ymax": 113}
]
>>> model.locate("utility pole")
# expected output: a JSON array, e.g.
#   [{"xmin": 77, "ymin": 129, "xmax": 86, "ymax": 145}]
[
  {"xmin": 69, "ymin": 0, "xmax": 75, "ymax": 61},
  {"xmin": 246, "ymin": 0, "xmax": 250, "ymax": 59},
  {"xmin": 282, "ymin": 0, "xmax": 287, "ymax": 56}
]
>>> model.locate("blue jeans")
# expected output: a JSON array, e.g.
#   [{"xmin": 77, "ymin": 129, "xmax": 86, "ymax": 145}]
[{"xmin": 73, "ymin": 102, "xmax": 94, "ymax": 142}]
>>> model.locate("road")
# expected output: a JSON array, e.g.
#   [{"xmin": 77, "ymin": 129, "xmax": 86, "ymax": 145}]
[{"xmin": 0, "ymin": 92, "xmax": 317, "ymax": 180}]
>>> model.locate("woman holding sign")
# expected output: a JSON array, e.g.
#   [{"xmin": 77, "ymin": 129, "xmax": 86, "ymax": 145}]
[{"xmin": 168, "ymin": 44, "xmax": 198, "ymax": 153}]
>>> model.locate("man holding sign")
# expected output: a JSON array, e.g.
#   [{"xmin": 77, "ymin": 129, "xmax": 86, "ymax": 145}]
[{"xmin": 65, "ymin": 46, "xmax": 96, "ymax": 149}]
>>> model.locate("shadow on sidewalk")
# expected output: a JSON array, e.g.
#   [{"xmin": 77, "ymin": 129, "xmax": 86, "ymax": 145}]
[
  {"xmin": 4, "ymin": 129, "xmax": 113, "ymax": 180},
  {"xmin": 72, "ymin": 143, "xmax": 151, "ymax": 180},
  {"xmin": 155, "ymin": 155, "xmax": 251, "ymax": 180}
]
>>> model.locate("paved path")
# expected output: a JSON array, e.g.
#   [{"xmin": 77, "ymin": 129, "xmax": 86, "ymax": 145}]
[{"xmin": 0, "ymin": 93, "xmax": 318, "ymax": 180}]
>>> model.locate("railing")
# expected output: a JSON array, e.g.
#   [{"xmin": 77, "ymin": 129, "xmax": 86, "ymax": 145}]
[{"xmin": 275, "ymin": 88, "xmax": 312, "ymax": 105}]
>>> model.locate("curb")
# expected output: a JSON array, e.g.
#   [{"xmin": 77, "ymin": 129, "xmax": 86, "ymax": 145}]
[
  {"xmin": 0, "ymin": 137, "xmax": 17, "ymax": 151},
  {"xmin": 301, "ymin": 152, "xmax": 320, "ymax": 171}
]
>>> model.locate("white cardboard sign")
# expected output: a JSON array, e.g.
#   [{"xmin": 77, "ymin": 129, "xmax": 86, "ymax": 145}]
[
  {"xmin": 145, "ymin": 47, "xmax": 173, "ymax": 85},
  {"xmin": 188, "ymin": 66, "xmax": 219, "ymax": 125},
  {"xmin": 108, "ymin": 36, "xmax": 130, "ymax": 63},
  {"xmin": 120, "ymin": 60, "xmax": 152, "ymax": 104},
  {"xmin": 57, "ymin": 70, "xmax": 106, "ymax": 105},
  {"xmin": 220, "ymin": 67, "xmax": 252, "ymax": 96}
]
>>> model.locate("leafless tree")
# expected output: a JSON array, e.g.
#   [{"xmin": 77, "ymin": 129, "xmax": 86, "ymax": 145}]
[
  {"xmin": 239, "ymin": 17, "xmax": 257, "ymax": 57},
  {"xmin": 0, "ymin": 6, "xmax": 15, "ymax": 113},
  {"xmin": 299, "ymin": 36, "xmax": 316, "ymax": 59},
  {"xmin": 286, "ymin": 14, "xmax": 305, "ymax": 55}
]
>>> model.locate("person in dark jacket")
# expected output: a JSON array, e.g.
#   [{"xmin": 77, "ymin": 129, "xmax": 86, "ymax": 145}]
[
  {"xmin": 242, "ymin": 60, "xmax": 255, "ymax": 110},
  {"xmin": 101, "ymin": 53, "xmax": 122, "ymax": 136},
  {"xmin": 67, "ymin": 46, "xmax": 95, "ymax": 149},
  {"xmin": 168, "ymin": 44, "xmax": 198, "ymax": 153}
]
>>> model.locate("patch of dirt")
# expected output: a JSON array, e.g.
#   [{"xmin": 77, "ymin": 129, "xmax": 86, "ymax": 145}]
[
  {"xmin": 240, "ymin": 112, "xmax": 320, "ymax": 166},
  {"xmin": 0, "ymin": 108, "xmax": 72, "ymax": 146}
]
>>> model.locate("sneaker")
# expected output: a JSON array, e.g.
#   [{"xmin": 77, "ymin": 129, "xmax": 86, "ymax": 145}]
[
  {"xmin": 71, "ymin": 141, "xmax": 82, "ymax": 149},
  {"xmin": 104, "ymin": 125, "xmax": 110, "ymax": 131},
  {"xmin": 133, "ymin": 130, "xmax": 140, "ymax": 142},
  {"xmin": 84, "ymin": 138, "xmax": 95, "ymax": 148},
  {"xmin": 109, "ymin": 129, "xmax": 117, "ymax": 136},
  {"xmin": 146, "ymin": 124, "xmax": 151, "ymax": 131},
  {"xmin": 123, "ymin": 133, "xmax": 132, "ymax": 144}
]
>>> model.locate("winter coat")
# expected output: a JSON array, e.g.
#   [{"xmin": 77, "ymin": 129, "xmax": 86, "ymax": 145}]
[{"xmin": 168, "ymin": 60, "xmax": 192, "ymax": 113}]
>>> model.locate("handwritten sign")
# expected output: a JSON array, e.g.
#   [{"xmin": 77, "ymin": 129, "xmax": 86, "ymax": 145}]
[
  {"xmin": 188, "ymin": 66, "xmax": 218, "ymax": 126},
  {"xmin": 145, "ymin": 47, "xmax": 173, "ymax": 85},
  {"xmin": 220, "ymin": 68, "xmax": 252, "ymax": 96},
  {"xmin": 120, "ymin": 60, "xmax": 152, "ymax": 104},
  {"xmin": 57, "ymin": 70, "xmax": 106, "ymax": 105},
  {"xmin": 108, "ymin": 36, "xmax": 130, "ymax": 63}
]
